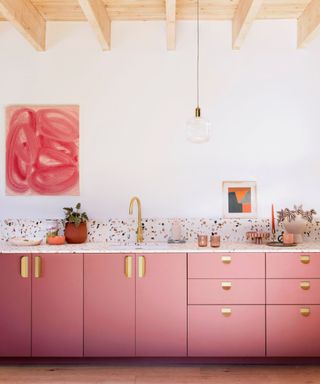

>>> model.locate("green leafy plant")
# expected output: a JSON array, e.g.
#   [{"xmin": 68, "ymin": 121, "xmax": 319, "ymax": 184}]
[{"xmin": 63, "ymin": 203, "xmax": 89, "ymax": 228}]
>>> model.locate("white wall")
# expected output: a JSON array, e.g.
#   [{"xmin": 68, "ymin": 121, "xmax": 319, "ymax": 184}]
[{"xmin": 0, "ymin": 20, "xmax": 320, "ymax": 219}]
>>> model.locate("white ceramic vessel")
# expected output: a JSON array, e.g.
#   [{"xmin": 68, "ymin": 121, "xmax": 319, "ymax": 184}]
[{"xmin": 283, "ymin": 216, "xmax": 307, "ymax": 243}]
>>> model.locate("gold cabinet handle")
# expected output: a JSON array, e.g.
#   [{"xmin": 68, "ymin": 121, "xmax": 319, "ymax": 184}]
[
  {"xmin": 34, "ymin": 256, "xmax": 42, "ymax": 278},
  {"xmin": 300, "ymin": 255, "xmax": 310, "ymax": 264},
  {"xmin": 221, "ymin": 281, "xmax": 232, "ymax": 290},
  {"xmin": 125, "ymin": 256, "xmax": 133, "ymax": 278},
  {"xmin": 221, "ymin": 308, "xmax": 232, "ymax": 317},
  {"xmin": 138, "ymin": 256, "xmax": 146, "ymax": 278},
  {"xmin": 300, "ymin": 281, "xmax": 310, "ymax": 290},
  {"xmin": 300, "ymin": 307, "xmax": 311, "ymax": 317},
  {"xmin": 221, "ymin": 255, "xmax": 232, "ymax": 264},
  {"xmin": 20, "ymin": 256, "xmax": 29, "ymax": 278}
]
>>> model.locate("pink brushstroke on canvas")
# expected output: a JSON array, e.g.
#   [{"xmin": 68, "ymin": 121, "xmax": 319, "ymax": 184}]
[{"xmin": 6, "ymin": 105, "xmax": 79, "ymax": 196}]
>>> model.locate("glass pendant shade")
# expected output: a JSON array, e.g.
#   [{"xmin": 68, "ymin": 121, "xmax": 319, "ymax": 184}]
[{"xmin": 186, "ymin": 107, "xmax": 211, "ymax": 144}]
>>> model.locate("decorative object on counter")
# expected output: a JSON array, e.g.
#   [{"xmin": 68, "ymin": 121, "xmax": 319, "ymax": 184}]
[
  {"xmin": 6, "ymin": 105, "xmax": 79, "ymax": 196},
  {"xmin": 277, "ymin": 205, "xmax": 317, "ymax": 243},
  {"xmin": 167, "ymin": 238, "xmax": 187, "ymax": 244},
  {"xmin": 210, "ymin": 234, "xmax": 220, "ymax": 248},
  {"xmin": 45, "ymin": 219, "xmax": 59, "ymax": 244},
  {"xmin": 278, "ymin": 232, "xmax": 294, "ymax": 245},
  {"xmin": 47, "ymin": 235, "xmax": 65, "ymax": 245},
  {"xmin": 186, "ymin": 0, "xmax": 211, "ymax": 144},
  {"xmin": 63, "ymin": 203, "xmax": 89, "ymax": 244},
  {"xmin": 9, "ymin": 237, "xmax": 42, "ymax": 246},
  {"xmin": 171, "ymin": 219, "xmax": 182, "ymax": 241},
  {"xmin": 223, "ymin": 181, "xmax": 257, "ymax": 218},
  {"xmin": 246, "ymin": 231, "xmax": 270, "ymax": 245},
  {"xmin": 267, "ymin": 242, "xmax": 297, "ymax": 247},
  {"xmin": 197, "ymin": 235, "xmax": 208, "ymax": 247},
  {"xmin": 271, "ymin": 204, "xmax": 276, "ymax": 241}
]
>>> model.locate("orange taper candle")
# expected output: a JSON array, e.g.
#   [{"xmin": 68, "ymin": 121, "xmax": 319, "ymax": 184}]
[{"xmin": 271, "ymin": 204, "xmax": 275, "ymax": 234}]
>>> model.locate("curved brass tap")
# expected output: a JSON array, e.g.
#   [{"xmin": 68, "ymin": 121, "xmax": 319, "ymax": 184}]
[{"xmin": 129, "ymin": 196, "xmax": 144, "ymax": 243}]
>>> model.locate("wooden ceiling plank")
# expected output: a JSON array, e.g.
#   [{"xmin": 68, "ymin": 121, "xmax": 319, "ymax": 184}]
[
  {"xmin": 0, "ymin": 0, "xmax": 46, "ymax": 50},
  {"xmin": 232, "ymin": 0, "xmax": 263, "ymax": 49},
  {"xmin": 297, "ymin": 0, "xmax": 320, "ymax": 47},
  {"xmin": 78, "ymin": 0, "xmax": 110, "ymax": 50},
  {"xmin": 166, "ymin": 0, "xmax": 176, "ymax": 50}
]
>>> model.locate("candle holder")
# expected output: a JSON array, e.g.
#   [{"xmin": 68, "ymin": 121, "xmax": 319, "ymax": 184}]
[{"xmin": 246, "ymin": 231, "xmax": 270, "ymax": 245}]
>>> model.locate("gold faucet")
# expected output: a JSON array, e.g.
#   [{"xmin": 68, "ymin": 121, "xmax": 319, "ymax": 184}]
[{"xmin": 129, "ymin": 196, "xmax": 144, "ymax": 243}]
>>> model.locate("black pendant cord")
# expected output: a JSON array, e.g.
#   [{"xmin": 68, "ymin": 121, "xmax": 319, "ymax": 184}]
[{"xmin": 196, "ymin": 0, "xmax": 200, "ymax": 110}]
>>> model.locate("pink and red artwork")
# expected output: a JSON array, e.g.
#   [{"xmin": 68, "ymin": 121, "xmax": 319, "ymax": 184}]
[{"xmin": 6, "ymin": 105, "xmax": 79, "ymax": 196}]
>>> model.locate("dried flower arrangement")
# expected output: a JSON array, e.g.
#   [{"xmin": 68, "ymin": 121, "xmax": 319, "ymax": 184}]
[{"xmin": 277, "ymin": 205, "xmax": 316, "ymax": 223}]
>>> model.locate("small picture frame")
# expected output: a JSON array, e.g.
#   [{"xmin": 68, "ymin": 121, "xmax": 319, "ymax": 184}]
[{"xmin": 222, "ymin": 181, "xmax": 257, "ymax": 218}]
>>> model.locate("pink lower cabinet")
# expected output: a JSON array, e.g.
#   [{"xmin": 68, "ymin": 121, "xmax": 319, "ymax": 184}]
[
  {"xmin": 267, "ymin": 305, "xmax": 320, "ymax": 356},
  {"xmin": 84, "ymin": 254, "xmax": 135, "ymax": 356},
  {"xmin": 0, "ymin": 254, "xmax": 31, "ymax": 356},
  {"xmin": 135, "ymin": 253, "xmax": 187, "ymax": 356},
  {"xmin": 188, "ymin": 305, "xmax": 265, "ymax": 357},
  {"xmin": 32, "ymin": 253, "xmax": 83, "ymax": 357}
]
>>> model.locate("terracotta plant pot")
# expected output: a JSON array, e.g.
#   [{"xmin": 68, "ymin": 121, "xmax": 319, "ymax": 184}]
[{"xmin": 64, "ymin": 222, "xmax": 87, "ymax": 244}]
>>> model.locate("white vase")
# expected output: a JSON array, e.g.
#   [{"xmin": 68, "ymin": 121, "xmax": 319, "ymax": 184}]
[{"xmin": 283, "ymin": 216, "xmax": 307, "ymax": 244}]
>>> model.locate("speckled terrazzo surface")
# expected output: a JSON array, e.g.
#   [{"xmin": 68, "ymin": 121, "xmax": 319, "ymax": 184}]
[{"xmin": 1, "ymin": 217, "xmax": 319, "ymax": 244}]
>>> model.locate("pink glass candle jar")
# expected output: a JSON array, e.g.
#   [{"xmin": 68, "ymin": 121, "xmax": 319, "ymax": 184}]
[
  {"xmin": 210, "ymin": 235, "xmax": 220, "ymax": 248},
  {"xmin": 197, "ymin": 235, "xmax": 208, "ymax": 247}
]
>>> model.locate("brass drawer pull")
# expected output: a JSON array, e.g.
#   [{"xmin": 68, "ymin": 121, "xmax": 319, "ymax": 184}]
[
  {"xmin": 300, "ymin": 307, "xmax": 311, "ymax": 317},
  {"xmin": 300, "ymin": 281, "xmax": 310, "ymax": 290},
  {"xmin": 300, "ymin": 255, "xmax": 310, "ymax": 264},
  {"xmin": 34, "ymin": 256, "xmax": 42, "ymax": 278},
  {"xmin": 138, "ymin": 256, "xmax": 145, "ymax": 278},
  {"xmin": 221, "ymin": 281, "xmax": 232, "ymax": 290},
  {"xmin": 20, "ymin": 256, "xmax": 28, "ymax": 278},
  {"xmin": 124, "ymin": 256, "xmax": 133, "ymax": 278},
  {"xmin": 221, "ymin": 255, "xmax": 232, "ymax": 264},
  {"xmin": 221, "ymin": 308, "xmax": 232, "ymax": 317}
]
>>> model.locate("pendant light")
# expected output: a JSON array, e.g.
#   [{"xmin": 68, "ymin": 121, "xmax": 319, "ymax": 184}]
[{"xmin": 186, "ymin": 0, "xmax": 212, "ymax": 144}]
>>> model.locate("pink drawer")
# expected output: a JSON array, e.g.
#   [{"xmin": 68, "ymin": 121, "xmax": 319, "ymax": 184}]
[
  {"xmin": 188, "ymin": 305, "xmax": 265, "ymax": 357},
  {"xmin": 267, "ymin": 279, "xmax": 320, "ymax": 304},
  {"xmin": 267, "ymin": 253, "xmax": 320, "ymax": 278},
  {"xmin": 188, "ymin": 253, "xmax": 265, "ymax": 278},
  {"xmin": 267, "ymin": 305, "xmax": 320, "ymax": 356},
  {"xmin": 188, "ymin": 279, "xmax": 265, "ymax": 304}
]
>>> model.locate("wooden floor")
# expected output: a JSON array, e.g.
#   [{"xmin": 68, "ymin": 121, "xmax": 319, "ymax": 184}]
[{"xmin": 1, "ymin": 365, "xmax": 320, "ymax": 384}]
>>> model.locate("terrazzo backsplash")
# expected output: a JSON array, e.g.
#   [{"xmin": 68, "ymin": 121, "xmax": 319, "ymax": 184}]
[{"xmin": 1, "ymin": 217, "xmax": 320, "ymax": 244}]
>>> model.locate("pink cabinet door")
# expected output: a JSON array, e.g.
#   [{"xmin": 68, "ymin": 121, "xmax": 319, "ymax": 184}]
[
  {"xmin": 32, "ymin": 253, "xmax": 83, "ymax": 357},
  {"xmin": 267, "ymin": 253, "xmax": 320, "ymax": 278},
  {"xmin": 0, "ymin": 253, "xmax": 31, "ymax": 356},
  {"xmin": 84, "ymin": 253, "xmax": 135, "ymax": 356},
  {"xmin": 267, "ymin": 279, "xmax": 320, "ymax": 304},
  {"xmin": 188, "ymin": 305, "xmax": 265, "ymax": 357},
  {"xmin": 136, "ymin": 253, "xmax": 187, "ymax": 356},
  {"xmin": 188, "ymin": 279, "xmax": 265, "ymax": 305},
  {"xmin": 267, "ymin": 305, "xmax": 320, "ymax": 356},
  {"xmin": 189, "ymin": 253, "xmax": 265, "ymax": 278}
]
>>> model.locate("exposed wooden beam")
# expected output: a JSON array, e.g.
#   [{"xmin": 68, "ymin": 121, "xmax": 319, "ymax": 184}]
[
  {"xmin": 0, "ymin": 0, "xmax": 46, "ymax": 51},
  {"xmin": 232, "ymin": 0, "xmax": 262, "ymax": 49},
  {"xmin": 298, "ymin": 0, "xmax": 320, "ymax": 48},
  {"xmin": 78, "ymin": 0, "xmax": 111, "ymax": 50},
  {"xmin": 166, "ymin": 0, "xmax": 176, "ymax": 50}
]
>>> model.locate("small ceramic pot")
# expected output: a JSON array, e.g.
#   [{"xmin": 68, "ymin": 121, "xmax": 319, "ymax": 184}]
[{"xmin": 65, "ymin": 222, "xmax": 87, "ymax": 244}]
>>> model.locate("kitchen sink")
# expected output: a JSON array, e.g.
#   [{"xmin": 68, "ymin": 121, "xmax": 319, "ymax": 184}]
[{"xmin": 107, "ymin": 242, "xmax": 169, "ymax": 250}]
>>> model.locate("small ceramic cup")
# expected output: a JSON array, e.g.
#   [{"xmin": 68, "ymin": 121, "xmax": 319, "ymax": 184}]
[
  {"xmin": 278, "ymin": 232, "xmax": 294, "ymax": 245},
  {"xmin": 210, "ymin": 235, "xmax": 221, "ymax": 248},
  {"xmin": 197, "ymin": 235, "xmax": 208, "ymax": 247}
]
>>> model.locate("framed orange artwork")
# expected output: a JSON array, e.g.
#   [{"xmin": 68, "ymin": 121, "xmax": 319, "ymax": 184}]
[{"xmin": 222, "ymin": 181, "xmax": 257, "ymax": 218}]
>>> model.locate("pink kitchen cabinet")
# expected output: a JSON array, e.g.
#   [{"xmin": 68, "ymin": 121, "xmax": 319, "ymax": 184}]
[
  {"xmin": 0, "ymin": 253, "xmax": 31, "ymax": 356},
  {"xmin": 32, "ymin": 253, "xmax": 83, "ymax": 357},
  {"xmin": 135, "ymin": 253, "xmax": 187, "ymax": 356},
  {"xmin": 267, "ymin": 305, "xmax": 320, "ymax": 356},
  {"xmin": 84, "ymin": 253, "xmax": 135, "ymax": 356}
]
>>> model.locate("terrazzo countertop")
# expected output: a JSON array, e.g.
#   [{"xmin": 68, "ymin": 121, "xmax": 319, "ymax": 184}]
[{"xmin": 1, "ymin": 241, "xmax": 320, "ymax": 253}]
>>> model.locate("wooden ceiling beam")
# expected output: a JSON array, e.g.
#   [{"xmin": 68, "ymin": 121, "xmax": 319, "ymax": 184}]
[
  {"xmin": 298, "ymin": 0, "xmax": 320, "ymax": 48},
  {"xmin": 232, "ymin": 0, "xmax": 263, "ymax": 49},
  {"xmin": 166, "ymin": 0, "xmax": 176, "ymax": 50},
  {"xmin": 0, "ymin": 0, "xmax": 46, "ymax": 51},
  {"xmin": 78, "ymin": 0, "xmax": 111, "ymax": 50}
]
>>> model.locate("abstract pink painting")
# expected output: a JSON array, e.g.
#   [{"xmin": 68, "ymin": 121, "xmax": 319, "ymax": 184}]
[{"xmin": 6, "ymin": 105, "xmax": 79, "ymax": 196}]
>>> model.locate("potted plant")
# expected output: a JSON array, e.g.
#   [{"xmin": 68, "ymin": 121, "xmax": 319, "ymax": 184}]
[
  {"xmin": 63, "ymin": 203, "xmax": 89, "ymax": 244},
  {"xmin": 277, "ymin": 205, "xmax": 316, "ymax": 243}
]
